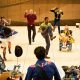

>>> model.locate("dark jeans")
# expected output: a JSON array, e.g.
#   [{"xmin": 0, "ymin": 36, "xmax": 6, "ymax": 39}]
[
  {"xmin": 41, "ymin": 27, "xmax": 53, "ymax": 55},
  {"xmin": 54, "ymin": 19, "xmax": 60, "ymax": 34},
  {"xmin": 27, "ymin": 25, "xmax": 36, "ymax": 44}
]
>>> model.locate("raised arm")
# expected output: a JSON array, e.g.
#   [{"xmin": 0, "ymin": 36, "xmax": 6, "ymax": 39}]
[
  {"xmin": 3, "ymin": 18, "xmax": 11, "ymax": 25},
  {"xmin": 24, "ymin": 10, "xmax": 28, "ymax": 18}
]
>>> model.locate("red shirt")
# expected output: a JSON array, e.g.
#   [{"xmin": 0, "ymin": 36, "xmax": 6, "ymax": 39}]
[{"xmin": 24, "ymin": 13, "xmax": 37, "ymax": 26}]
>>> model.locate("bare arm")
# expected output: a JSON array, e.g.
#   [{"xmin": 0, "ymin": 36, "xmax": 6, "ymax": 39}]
[
  {"xmin": 24, "ymin": 10, "xmax": 28, "ymax": 18},
  {"xmin": 3, "ymin": 19, "xmax": 11, "ymax": 25}
]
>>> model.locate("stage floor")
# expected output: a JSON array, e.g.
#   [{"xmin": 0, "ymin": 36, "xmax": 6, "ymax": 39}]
[{"xmin": 0, "ymin": 26, "xmax": 80, "ymax": 78}]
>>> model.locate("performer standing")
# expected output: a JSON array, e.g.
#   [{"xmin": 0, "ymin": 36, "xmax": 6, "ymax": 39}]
[
  {"xmin": 38, "ymin": 17, "xmax": 56, "ymax": 58},
  {"xmin": 50, "ymin": 7, "xmax": 63, "ymax": 34},
  {"xmin": 24, "ymin": 9, "xmax": 37, "ymax": 45}
]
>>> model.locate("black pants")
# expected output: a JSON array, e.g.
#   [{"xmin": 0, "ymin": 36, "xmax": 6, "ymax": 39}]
[
  {"xmin": 54, "ymin": 19, "xmax": 60, "ymax": 34},
  {"xmin": 27, "ymin": 25, "xmax": 36, "ymax": 44}
]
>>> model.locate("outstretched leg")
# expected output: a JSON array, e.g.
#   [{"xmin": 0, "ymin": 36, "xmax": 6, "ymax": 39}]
[{"xmin": 46, "ymin": 27, "xmax": 56, "ymax": 40}]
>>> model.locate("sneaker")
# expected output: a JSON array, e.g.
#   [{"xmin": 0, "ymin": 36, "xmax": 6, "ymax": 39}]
[{"xmin": 50, "ymin": 36, "xmax": 56, "ymax": 40}]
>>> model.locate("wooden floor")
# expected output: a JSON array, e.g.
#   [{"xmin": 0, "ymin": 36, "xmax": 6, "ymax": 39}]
[{"xmin": 0, "ymin": 26, "xmax": 80, "ymax": 79}]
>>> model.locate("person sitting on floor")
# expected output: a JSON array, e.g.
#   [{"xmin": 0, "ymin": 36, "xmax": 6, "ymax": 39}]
[
  {"xmin": 59, "ymin": 25, "xmax": 74, "ymax": 48},
  {"xmin": 59, "ymin": 33, "xmax": 69, "ymax": 47}
]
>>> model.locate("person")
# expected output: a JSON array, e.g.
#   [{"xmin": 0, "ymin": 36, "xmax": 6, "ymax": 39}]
[
  {"xmin": 25, "ymin": 46, "xmax": 61, "ymax": 80},
  {"xmin": 70, "ymin": 66, "xmax": 78, "ymax": 80},
  {"xmin": 0, "ymin": 17, "xmax": 12, "ymax": 61},
  {"xmin": 59, "ymin": 25, "xmax": 74, "ymax": 49},
  {"xmin": 38, "ymin": 17, "xmax": 56, "ymax": 58},
  {"xmin": 62, "ymin": 25, "xmax": 74, "ymax": 43},
  {"xmin": 24, "ymin": 9, "xmax": 37, "ymax": 45},
  {"xmin": 0, "ymin": 17, "xmax": 11, "ymax": 26},
  {"xmin": 0, "ymin": 17, "xmax": 11, "ymax": 35},
  {"xmin": 0, "ymin": 55, "xmax": 6, "ymax": 73},
  {"xmin": 50, "ymin": 7, "xmax": 63, "ymax": 34},
  {"xmin": 0, "ymin": 17, "xmax": 17, "ymax": 61},
  {"xmin": 59, "ymin": 33, "xmax": 69, "ymax": 47}
]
